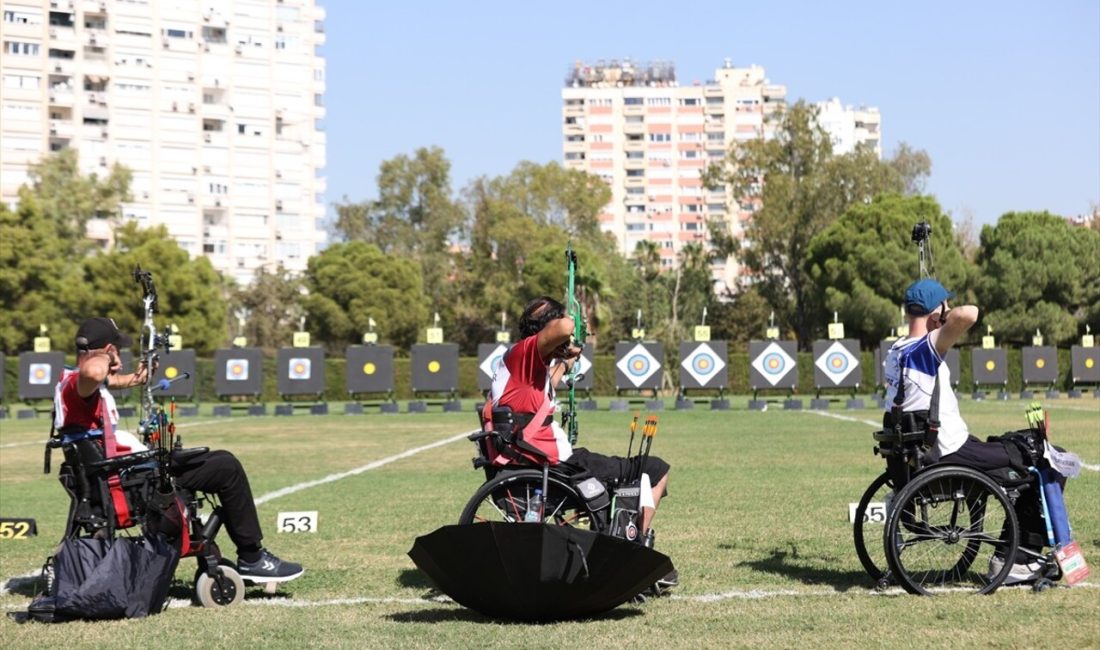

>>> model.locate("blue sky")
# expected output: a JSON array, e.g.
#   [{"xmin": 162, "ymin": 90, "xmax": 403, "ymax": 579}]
[{"xmin": 321, "ymin": 1, "xmax": 1099, "ymax": 228}]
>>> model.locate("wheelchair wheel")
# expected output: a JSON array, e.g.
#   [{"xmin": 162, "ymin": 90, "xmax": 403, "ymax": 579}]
[
  {"xmin": 459, "ymin": 469, "xmax": 602, "ymax": 531},
  {"xmin": 195, "ymin": 564, "xmax": 245, "ymax": 608},
  {"xmin": 852, "ymin": 471, "xmax": 893, "ymax": 584},
  {"xmin": 884, "ymin": 465, "xmax": 1018, "ymax": 595}
]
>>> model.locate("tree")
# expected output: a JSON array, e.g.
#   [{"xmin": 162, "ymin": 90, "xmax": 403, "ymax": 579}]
[
  {"xmin": 78, "ymin": 223, "xmax": 227, "ymax": 354},
  {"xmin": 975, "ymin": 212, "xmax": 1100, "ymax": 345},
  {"xmin": 448, "ymin": 161, "xmax": 613, "ymax": 352},
  {"xmin": 303, "ymin": 241, "xmax": 429, "ymax": 351},
  {"xmin": 26, "ymin": 148, "xmax": 132, "ymax": 255},
  {"xmin": 709, "ymin": 286, "xmax": 775, "ymax": 346},
  {"xmin": 0, "ymin": 194, "xmax": 90, "ymax": 353},
  {"xmin": 332, "ymin": 147, "xmax": 464, "ymax": 306},
  {"xmin": 804, "ymin": 195, "xmax": 972, "ymax": 347},
  {"xmin": 230, "ymin": 267, "xmax": 305, "ymax": 354},
  {"xmin": 886, "ymin": 142, "xmax": 932, "ymax": 196},
  {"xmin": 703, "ymin": 100, "xmax": 908, "ymax": 348}
]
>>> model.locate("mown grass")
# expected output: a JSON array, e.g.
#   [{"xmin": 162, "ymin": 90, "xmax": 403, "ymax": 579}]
[{"xmin": 0, "ymin": 398, "xmax": 1097, "ymax": 649}]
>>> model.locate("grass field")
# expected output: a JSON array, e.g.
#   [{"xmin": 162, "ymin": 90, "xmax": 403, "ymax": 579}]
[{"xmin": 1, "ymin": 398, "xmax": 1098, "ymax": 649}]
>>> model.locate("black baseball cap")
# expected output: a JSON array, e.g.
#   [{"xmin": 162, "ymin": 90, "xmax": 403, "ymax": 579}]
[{"xmin": 75, "ymin": 317, "xmax": 133, "ymax": 351}]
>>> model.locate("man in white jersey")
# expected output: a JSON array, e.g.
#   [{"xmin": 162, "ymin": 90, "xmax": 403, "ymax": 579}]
[{"xmin": 883, "ymin": 279, "xmax": 1047, "ymax": 583}]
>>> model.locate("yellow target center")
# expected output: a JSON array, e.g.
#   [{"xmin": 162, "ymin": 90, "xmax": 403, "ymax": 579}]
[
  {"xmin": 1035, "ymin": 359, "xmax": 1045, "ymax": 369},
  {"xmin": 363, "ymin": 362, "xmax": 376, "ymax": 375},
  {"xmin": 428, "ymin": 361, "xmax": 440, "ymax": 373},
  {"xmin": 985, "ymin": 360, "xmax": 995, "ymax": 371},
  {"xmin": 698, "ymin": 359, "xmax": 710, "ymax": 370},
  {"xmin": 166, "ymin": 367, "xmax": 178, "ymax": 379},
  {"xmin": 1087, "ymin": 358, "xmax": 1096, "ymax": 369},
  {"xmin": 34, "ymin": 369, "xmax": 45, "ymax": 379},
  {"xmin": 231, "ymin": 364, "xmax": 243, "ymax": 375}
]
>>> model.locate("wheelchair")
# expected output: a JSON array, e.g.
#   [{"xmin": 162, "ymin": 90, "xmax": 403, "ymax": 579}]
[
  {"xmin": 852, "ymin": 415, "xmax": 1061, "ymax": 595},
  {"xmin": 47, "ymin": 432, "xmax": 250, "ymax": 608},
  {"xmin": 460, "ymin": 406, "xmax": 643, "ymax": 543}
]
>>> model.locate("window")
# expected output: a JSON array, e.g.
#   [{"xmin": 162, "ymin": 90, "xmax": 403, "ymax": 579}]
[
  {"xmin": 626, "ymin": 169, "xmax": 644, "ymax": 178},
  {"xmin": 202, "ymin": 26, "xmax": 227, "ymax": 43},
  {"xmin": 4, "ymin": 41, "xmax": 40, "ymax": 56},
  {"xmin": 679, "ymin": 98, "xmax": 700, "ymax": 106},
  {"xmin": 625, "ymin": 223, "xmax": 645, "ymax": 232},
  {"xmin": 645, "ymin": 97, "xmax": 671, "ymax": 106},
  {"xmin": 684, "ymin": 222, "xmax": 699, "ymax": 231},
  {"xmin": 564, "ymin": 152, "xmax": 585, "ymax": 161},
  {"xmin": 49, "ymin": 48, "xmax": 75, "ymax": 59},
  {"xmin": 705, "ymin": 96, "xmax": 724, "ymax": 105},
  {"xmin": 625, "ymin": 115, "xmax": 644, "ymax": 123},
  {"xmin": 164, "ymin": 28, "xmax": 191, "ymax": 39},
  {"xmin": 706, "ymin": 133, "xmax": 725, "ymax": 142},
  {"xmin": 4, "ymin": 9, "xmax": 42, "ymax": 25},
  {"xmin": 648, "ymin": 133, "xmax": 671, "ymax": 143},
  {"xmin": 313, "ymin": 94, "xmax": 323, "ymax": 107},
  {"xmin": 4, "ymin": 74, "xmax": 40, "ymax": 89},
  {"xmin": 624, "ymin": 97, "xmax": 643, "ymax": 105}
]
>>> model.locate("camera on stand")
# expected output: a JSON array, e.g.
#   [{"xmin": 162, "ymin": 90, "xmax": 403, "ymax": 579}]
[{"xmin": 911, "ymin": 222, "xmax": 932, "ymax": 244}]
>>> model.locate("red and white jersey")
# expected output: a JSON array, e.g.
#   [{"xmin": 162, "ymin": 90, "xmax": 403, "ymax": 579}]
[
  {"xmin": 54, "ymin": 368, "xmax": 119, "ymax": 431},
  {"xmin": 489, "ymin": 335, "xmax": 572, "ymax": 463}
]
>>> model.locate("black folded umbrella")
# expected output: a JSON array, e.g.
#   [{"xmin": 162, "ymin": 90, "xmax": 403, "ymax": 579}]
[{"xmin": 408, "ymin": 522, "xmax": 673, "ymax": 622}]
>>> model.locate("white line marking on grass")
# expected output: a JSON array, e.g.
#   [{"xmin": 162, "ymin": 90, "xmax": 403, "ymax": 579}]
[
  {"xmin": 253, "ymin": 429, "xmax": 479, "ymax": 506},
  {"xmin": 802, "ymin": 410, "xmax": 880, "ymax": 428},
  {"xmin": 0, "ymin": 440, "xmax": 46, "ymax": 449}
]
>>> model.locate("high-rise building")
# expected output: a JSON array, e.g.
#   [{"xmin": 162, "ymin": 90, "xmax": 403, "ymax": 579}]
[
  {"xmin": 814, "ymin": 97, "xmax": 881, "ymax": 157},
  {"xmin": 562, "ymin": 59, "xmax": 880, "ymax": 292},
  {"xmin": 1, "ymin": 0, "xmax": 327, "ymax": 285}
]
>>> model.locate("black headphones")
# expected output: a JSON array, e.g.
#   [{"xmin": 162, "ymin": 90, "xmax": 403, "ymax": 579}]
[{"xmin": 75, "ymin": 336, "xmax": 90, "ymax": 351}]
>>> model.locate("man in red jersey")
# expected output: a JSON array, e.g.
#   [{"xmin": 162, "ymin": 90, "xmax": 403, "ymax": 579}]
[{"xmin": 489, "ymin": 297, "xmax": 675, "ymax": 592}]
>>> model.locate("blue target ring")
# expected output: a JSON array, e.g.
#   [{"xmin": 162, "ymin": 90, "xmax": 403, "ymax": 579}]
[
  {"xmin": 826, "ymin": 352, "xmax": 849, "ymax": 374},
  {"xmin": 762, "ymin": 352, "xmax": 786, "ymax": 375},
  {"xmin": 692, "ymin": 353, "xmax": 715, "ymax": 375},
  {"xmin": 490, "ymin": 355, "xmax": 503, "ymax": 374},
  {"xmin": 627, "ymin": 355, "xmax": 650, "ymax": 376}
]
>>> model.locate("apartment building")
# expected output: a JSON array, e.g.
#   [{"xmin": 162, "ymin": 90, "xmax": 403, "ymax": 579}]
[
  {"xmin": 814, "ymin": 96, "xmax": 881, "ymax": 157},
  {"xmin": 1, "ymin": 0, "xmax": 327, "ymax": 285},
  {"xmin": 562, "ymin": 59, "xmax": 880, "ymax": 292}
]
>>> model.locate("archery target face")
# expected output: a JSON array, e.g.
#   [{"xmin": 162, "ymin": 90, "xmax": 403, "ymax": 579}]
[
  {"xmin": 226, "ymin": 359, "xmax": 249, "ymax": 381},
  {"xmin": 814, "ymin": 341, "xmax": 858, "ymax": 385},
  {"xmin": 752, "ymin": 342, "xmax": 795, "ymax": 387},
  {"xmin": 682, "ymin": 343, "xmax": 726, "ymax": 386},
  {"xmin": 289, "ymin": 357, "xmax": 311, "ymax": 380},
  {"xmin": 616, "ymin": 343, "xmax": 660, "ymax": 388},
  {"xmin": 28, "ymin": 363, "xmax": 51, "ymax": 385},
  {"xmin": 478, "ymin": 344, "xmax": 508, "ymax": 380}
]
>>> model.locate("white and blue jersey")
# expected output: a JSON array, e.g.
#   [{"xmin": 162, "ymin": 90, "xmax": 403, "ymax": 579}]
[{"xmin": 883, "ymin": 333, "xmax": 969, "ymax": 457}]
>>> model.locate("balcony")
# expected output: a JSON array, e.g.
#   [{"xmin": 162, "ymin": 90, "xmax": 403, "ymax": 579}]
[
  {"xmin": 48, "ymin": 89, "xmax": 75, "ymax": 106},
  {"xmin": 48, "ymin": 119, "xmax": 75, "ymax": 137}
]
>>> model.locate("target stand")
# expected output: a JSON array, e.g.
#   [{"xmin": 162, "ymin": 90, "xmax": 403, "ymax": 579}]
[
  {"xmin": 1020, "ymin": 346, "xmax": 1060, "ymax": 399},
  {"xmin": 17, "ymin": 351, "xmax": 65, "ymax": 418},
  {"xmin": 809, "ymin": 339, "xmax": 863, "ymax": 410},
  {"xmin": 747, "ymin": 340, "xmax": 800, "ymax": 411},
  {"xmin": 344, "ymin": 345, "xmax": 398, "ymax": 414},
  {"xmin": 675, "ymin": 341, "xmax": 729, "ymax": 410},
  {"xmin": 1069, "ymin": 345, "xmax": 1099, "ymax": 398},
  {"xmin": 150, "ymin": 349, "xmax": 199, "ymax": 417},
  {"xmin": 971, "ymin": 348, "xmax": 1009, "ymax": 401},
  {"xmin": 609, "ymin": 342, "xmax": 664, "ymax": 412},
  {"xmin": 212, "ymin": 348, "xmax": 267, "ymax": 417},
  {"xmin": 409, "ymin": 344, "xmax": 462, "ymax": 412},
  {"xmin": 554, "ymin": 343, "xmax": 597, "ymax": 411},
  {"xmin": 273, "ymin": 347, "xmax": 328, "ymax": 416}
]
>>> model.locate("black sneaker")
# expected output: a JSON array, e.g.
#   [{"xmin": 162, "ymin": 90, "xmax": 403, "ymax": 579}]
[{"xmin": 237, "ymin": 549, "xmax": 304, "ymax": 583}]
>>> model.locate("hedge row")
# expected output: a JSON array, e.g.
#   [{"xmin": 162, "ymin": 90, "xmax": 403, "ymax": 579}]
[{"xmin": 1, "ymin": 349, "xmax": 1087, "ymax": 404}]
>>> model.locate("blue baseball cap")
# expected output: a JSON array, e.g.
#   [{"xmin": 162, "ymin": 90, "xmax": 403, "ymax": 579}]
[{"xmin": 904, "ymin": 279, "xmax": 954, "ymax": 316}]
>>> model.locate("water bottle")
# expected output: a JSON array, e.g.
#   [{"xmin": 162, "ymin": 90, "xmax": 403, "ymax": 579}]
[{"xmin": 525, "ymin": 489, "xmax": 543, "ymax": 523}]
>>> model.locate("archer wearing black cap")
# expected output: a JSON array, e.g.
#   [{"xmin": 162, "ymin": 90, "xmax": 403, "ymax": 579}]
[{"xmin": 58, "ymin": 316, "xmax": 304, "ymax": 584}]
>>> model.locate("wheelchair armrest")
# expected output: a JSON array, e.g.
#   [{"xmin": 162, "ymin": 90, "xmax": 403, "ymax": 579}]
[
  {"xmin": 86, "ymin": 449, "xmax": 162, "ymax": 473},
  {"xmin": 468, "ymin": 431, "xmax": 491, "ymax": 442},
  {"xmin": 872, "ymin": 429, "xmax": 929, "ymax": 445}
]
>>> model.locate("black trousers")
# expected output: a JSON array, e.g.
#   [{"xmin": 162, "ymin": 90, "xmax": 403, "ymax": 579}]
[{"xmin": 172, "ymin": 450, "xmax": 262, "ymax": 552}]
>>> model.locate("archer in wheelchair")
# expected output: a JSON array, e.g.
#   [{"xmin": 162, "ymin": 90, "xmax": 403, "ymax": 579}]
[
  {"xmin": 43, "ymin": 312, "xmax": 302, "ymax": 611},
  {"xmin": 852, "ymin": 277, "xmax": 1087, "ymax": 595},
  {"xmin": 463, "ymin": 296, "xmax": 676, "ymax": 594}
]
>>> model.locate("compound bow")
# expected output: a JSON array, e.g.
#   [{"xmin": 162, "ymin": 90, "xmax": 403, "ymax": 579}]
[
  {"xmin": 133, "ymin": 267, "xmax": 182, "ymax": 489},
  {"xmin": 562, "ymin": 244, "xmax": 588, "ymax": 446}
]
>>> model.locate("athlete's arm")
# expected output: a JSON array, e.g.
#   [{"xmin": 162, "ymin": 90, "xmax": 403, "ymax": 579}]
[
  {"xmin": 536, "ymin": 316, "xmax": 575, "ymax": 362},
  {"xmin": 931, "ymin": 305, "xmax": 979, "ymax": 358}
]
